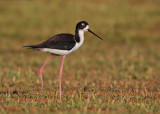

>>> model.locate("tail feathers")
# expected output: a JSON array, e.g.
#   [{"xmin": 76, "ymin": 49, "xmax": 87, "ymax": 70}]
[{"xmin": 23, "ymin": 45, "xmax": 38, "ymax": 49}]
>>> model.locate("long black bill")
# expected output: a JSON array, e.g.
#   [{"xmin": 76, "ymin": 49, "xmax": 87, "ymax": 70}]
[{"xmin": 88, "ymin": 29, "xmax": 103, "ymax": 40}]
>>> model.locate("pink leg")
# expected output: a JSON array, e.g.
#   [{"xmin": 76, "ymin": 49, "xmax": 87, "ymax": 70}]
[
  {"xmin": 40, "ymin": 55, "xmax": 52, "ymax": 89},
  {"xmin": 59, "ymin": 56, "xmax": 65, "ymax": 100}
]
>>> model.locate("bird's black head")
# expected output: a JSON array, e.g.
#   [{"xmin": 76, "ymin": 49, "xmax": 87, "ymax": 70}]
[
  {"xmin": 76, "ymin": 21, "xmax": 103, "ymax": 40},
  {"xmin": 76, "ymin": 21, "xmax": 89, "ymax": 31}
]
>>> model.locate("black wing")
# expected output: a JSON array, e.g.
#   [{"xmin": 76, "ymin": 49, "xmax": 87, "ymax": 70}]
[{"xmin": 25, "ymin": 34, "xmax": 76, "ymax": 50}]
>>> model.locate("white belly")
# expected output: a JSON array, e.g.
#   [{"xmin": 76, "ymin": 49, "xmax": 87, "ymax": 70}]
[
  {"xmin": 38, "ymin": 48, "xmax": 73, "ymax": 55},
  {"xmin": 38, "ymin": 42, "xmax": 83, "ymax": 56}
]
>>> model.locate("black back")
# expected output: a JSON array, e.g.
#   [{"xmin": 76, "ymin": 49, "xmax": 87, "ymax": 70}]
[{"xmin": 27, "ymin": 34, "xmax": 76, "ymax": 50}]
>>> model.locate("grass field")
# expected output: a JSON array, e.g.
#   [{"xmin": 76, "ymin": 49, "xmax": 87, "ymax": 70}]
[{"xmin": 0, "ymin": 0, "xmax": 160, "ymax": 113}]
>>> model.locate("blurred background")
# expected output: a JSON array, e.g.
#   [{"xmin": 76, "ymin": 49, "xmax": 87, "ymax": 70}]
[
  {"xmin": 0, "ymin": 0, "xmax": 160, "ymax": 86},
  {"xmin": 0, "ymin": 0, "xmax": 160, "ymax": 113}
]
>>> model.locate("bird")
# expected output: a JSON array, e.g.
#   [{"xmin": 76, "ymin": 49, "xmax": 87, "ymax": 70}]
[{"xmin": 24, "ymin": 21, "xmax": 103, "ymax": 100}]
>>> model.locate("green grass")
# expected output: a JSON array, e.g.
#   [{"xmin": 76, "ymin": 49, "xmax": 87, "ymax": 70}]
[{"xmin": 0, "ymin": 0, "xmax": 160, "ymax": 113}]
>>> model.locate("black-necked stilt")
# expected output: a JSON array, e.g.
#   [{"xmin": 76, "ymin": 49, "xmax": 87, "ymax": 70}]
[{"xmin": 24, "ymin": 21, "xmax": 103, "ymax": 100}]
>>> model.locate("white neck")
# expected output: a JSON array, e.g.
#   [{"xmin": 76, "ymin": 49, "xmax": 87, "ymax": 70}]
[
  {"xmin": 78, "ymin": 30, "xmax": 84, "ymax": 44},
  {"xmin": 73, "ymin": 30, "xmax": 84, "ymax": 51}
]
